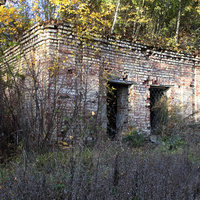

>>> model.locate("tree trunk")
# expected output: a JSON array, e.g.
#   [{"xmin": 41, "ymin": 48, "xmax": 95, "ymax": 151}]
[
  {"xmin": 175, "ymin": 0, "xmax": 181, "ymax": 45},
  {"xmin": 111, "ymin": 0, "xmax": 120, "ymax": 35}
]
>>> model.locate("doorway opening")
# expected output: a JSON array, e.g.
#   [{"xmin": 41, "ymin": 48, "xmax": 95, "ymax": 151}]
[
  {"xmin": 107, "ymin": 82, "xmax": 129, "ymax": 139},
  {"xmin": 150, "ymin": 86, "xmax": 169, "ymax": 133},
  {"xmin": 107, "ymin": 83, "xmax": 117, "ymax": 139}
]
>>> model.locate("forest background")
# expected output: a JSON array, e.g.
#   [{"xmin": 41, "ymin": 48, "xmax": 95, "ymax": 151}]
[{"xmin": 0, "ymin": 0, "xmax": 200, "ymax": 54}]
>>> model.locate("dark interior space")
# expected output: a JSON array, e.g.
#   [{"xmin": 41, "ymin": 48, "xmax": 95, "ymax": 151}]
[
  {"xmin": 150, "ymin": 86, "xmax": 168, "ymax": 133},
  {"xmin": 107, "ymin": 83, "xmax": 117, "ymax": 139},
  {"xmin": 107, "ymin": 81, "xmax": 130, "ymax": 139}
]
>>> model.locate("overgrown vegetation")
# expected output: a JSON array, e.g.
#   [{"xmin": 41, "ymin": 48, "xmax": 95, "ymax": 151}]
[
  {"xmin": 1, "ymin": 75, "xmax": 200, "ymax": 199},
  {"xmin": 1, "ymin": 132, "xmax": 200, "ymax": 199},
  {"xmin": 123, "ymin": 128, "xmax": 146, "ymax": 147}
]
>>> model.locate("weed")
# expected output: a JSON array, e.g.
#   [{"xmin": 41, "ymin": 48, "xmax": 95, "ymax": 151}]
[
  {"xmin": 1, "ymin": 138, "xmax": 200, "ymax": 200},
  {"xmin": 161, "ymin": 135, "xmax": 186, "ymax": 150},
  {"xmin": 123, "ymin": 128, "xmax": 146, "ymax": 147}
]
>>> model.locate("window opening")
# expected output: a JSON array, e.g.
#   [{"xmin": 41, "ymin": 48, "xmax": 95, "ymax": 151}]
[{"xmin": 150, "ymin": 86, "xmax": 169, "ymax": 134}]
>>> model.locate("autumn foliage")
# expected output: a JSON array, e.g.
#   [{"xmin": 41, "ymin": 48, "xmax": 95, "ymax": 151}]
[{"xmin": 0, "ymin": 0, "xmax": 200, "ymax": 53}]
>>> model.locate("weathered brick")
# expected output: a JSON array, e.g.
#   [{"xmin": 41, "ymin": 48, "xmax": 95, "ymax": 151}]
[{"xmin": 2, "ymin": 22, "xmax": 200, "ymax": 137}]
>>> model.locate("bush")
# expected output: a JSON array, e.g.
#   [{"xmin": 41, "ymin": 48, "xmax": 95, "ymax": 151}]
[
  {"xmin": 123, "ymin": 129, "xmax": 146, "ymax": 147},
  {"xmin": 161, "ymin": 134, "xmax": 186, "ymax": 150}
]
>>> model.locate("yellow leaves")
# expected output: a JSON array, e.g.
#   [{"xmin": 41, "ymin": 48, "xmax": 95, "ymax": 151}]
[
  {"xmin": 9, "ymin": 7, "xmax": 15, "ymax": 14},
  {"xmin": 184, "ymin": 5, "xmax": 192, "ymax": 12},
  {"xmin": 0, "ymin": 5, "xmax": 25, "ymax": 43},
  {"xmin": 36, "ymin": 15, "xmax": 41, "ymax": 22},
  {"xmin": 30, "ymin": 0, "xmax": 43, "ymax": 24},
  {"xmin": 94, "ymin": 48, "xmax": 99, "ymax": 54},
  {"xmin": 32, "ymin": 2, "xmax": 39, "ymax": 11},
  {"xmin": 50, "ymin": 0, "xmax": 60, "ymax": 5},
  {"xmin": 49, "ymin": 0, "xmax": 115, "ymax": 38},
  {"xmin": 90, "ymin": 11, "xmax": 100, "ymax": 19},
  {"xmin": 119, "ymin": 5, "xmax": 132, "ymax": 12},
  {"xmin": 69, "ymin": 136, "xmax": 73, "ymax": 140},
  {"xmin": 138, "ymin": 18, "xmax": 149, "ymax": 23},
  {"xmin": 197, "ymin": 5, "xmax": 200, "ymax": 14},
  {"xmin": 58, "ymin": 141, "xmax": 70, "ymax": 150}
]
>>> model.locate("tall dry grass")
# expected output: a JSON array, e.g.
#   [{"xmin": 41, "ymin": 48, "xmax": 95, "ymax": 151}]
[{"xmin": 1, "ymin": 138, "xmax": 200, "ymax": 200}]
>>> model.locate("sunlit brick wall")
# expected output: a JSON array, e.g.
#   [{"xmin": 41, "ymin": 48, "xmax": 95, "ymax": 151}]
[{"xmin": 3, "ymin": 21, "xmax": 200, "ymax": 136}]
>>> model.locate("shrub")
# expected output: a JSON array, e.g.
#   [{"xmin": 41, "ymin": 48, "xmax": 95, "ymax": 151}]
[
  {"xmin": 161, "ymin": 135, "xmax": 186, "ymax": 150},
  {"xmin": 123, "ymin": 128, "xmax": 146, "ymax": 147}
]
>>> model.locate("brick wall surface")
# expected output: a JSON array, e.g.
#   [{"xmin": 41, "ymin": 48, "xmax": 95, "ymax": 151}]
[{"xmin": 2, "ymin": 21, "xmax": 200, "ymax": 137}]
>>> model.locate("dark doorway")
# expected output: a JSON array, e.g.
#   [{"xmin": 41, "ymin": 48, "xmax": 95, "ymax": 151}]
[
  {"xmin": 107, "ymin": 82, "xmax": 129, "ymax": 139},
  {"xmin": 107, "ymin": 83, "xmax": 117, "ymax": 139},
  {"xmin": 150, "ymin": 86, "xmax": 169, "ymax": 133}
]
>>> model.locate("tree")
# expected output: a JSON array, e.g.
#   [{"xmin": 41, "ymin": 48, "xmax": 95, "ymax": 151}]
[
  {"xmin": 111, "ymin": 0, "xmax": 120, "ymax": 35},
  {"xmin": 175, "ymin": 0, "xmax": 181, "ymax": 45},
  {"xmin": 1, "ymin": 0, "xmax": 199, "ymax": 53}
]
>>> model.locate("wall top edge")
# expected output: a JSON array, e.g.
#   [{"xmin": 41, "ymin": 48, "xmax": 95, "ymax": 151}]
[{"xmin": 2, "ymin": 21, "xmax": 200, "ymax": 64}]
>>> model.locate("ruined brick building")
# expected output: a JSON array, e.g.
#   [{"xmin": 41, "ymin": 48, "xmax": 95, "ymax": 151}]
[{"xmin": 3, "ymin": 21, "xmax": 200, "ymax": 139}]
